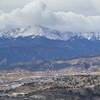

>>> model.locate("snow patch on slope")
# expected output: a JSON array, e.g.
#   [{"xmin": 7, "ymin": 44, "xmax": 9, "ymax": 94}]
[{"xmin": 0, "ymin": 26, "xmax": 100, "ymax": 41}]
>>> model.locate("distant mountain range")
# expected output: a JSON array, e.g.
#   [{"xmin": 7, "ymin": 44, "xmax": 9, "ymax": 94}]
[
  {"xmin": 0, "ymin": 26, "xmax": 100, "ymax": 70},
  {"xmin": 1, "ymin": 26, "xmax": 100, "ymax": 40}
]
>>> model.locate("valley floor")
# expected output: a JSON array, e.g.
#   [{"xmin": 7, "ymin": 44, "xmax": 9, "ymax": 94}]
[{"xmin": 0, "ymin": 74, "xmax": 100, "ymax": 100}]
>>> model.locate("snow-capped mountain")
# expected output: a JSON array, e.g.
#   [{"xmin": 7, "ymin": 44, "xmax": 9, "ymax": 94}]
[
  {"xmin": 0, "ymin": 26, "xmax": 100, "ymax": 70},
  {"xmin": 0, "ymin": 26, "xmax": 100, "ymax": 41}
]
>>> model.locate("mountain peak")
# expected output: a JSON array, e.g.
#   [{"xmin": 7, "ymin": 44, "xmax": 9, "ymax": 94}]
[{"xmin": 0, "ymin": 26, "xmax": 100, "ymax": 41}]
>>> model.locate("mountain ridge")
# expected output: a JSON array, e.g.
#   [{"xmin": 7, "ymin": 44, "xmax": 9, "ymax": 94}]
[
  {"xmin": 0, "ymin": 36, "xmax": 100, "ymax": 70},
  {"xmin": 0, "ymin": 26, "xmax": 100, "ymax": 70},
  {"xmin": 0, "ymin": 26, "xmax": 100, "ymax": 41}
]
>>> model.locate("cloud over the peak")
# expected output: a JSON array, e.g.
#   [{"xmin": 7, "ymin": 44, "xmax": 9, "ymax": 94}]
[{"xmin": 0, "ymin": 0, "xmax": 100, "ymax": 32}]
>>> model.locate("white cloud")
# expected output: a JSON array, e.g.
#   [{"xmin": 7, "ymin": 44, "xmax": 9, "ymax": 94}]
[
  {"xmin": 41, "ymin": 0, "xmax": 100, "ymax": 16},
  {"xmin": 1, "ymin": 0, "xmax": 100, "ymax": 16},
  {"xmin": 0, "ymin": 0, "xmax": 100, "ymax": 32},
  {"xmin": 0, "ymin": 0, "xmax": 33, "ymax": 12}
]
